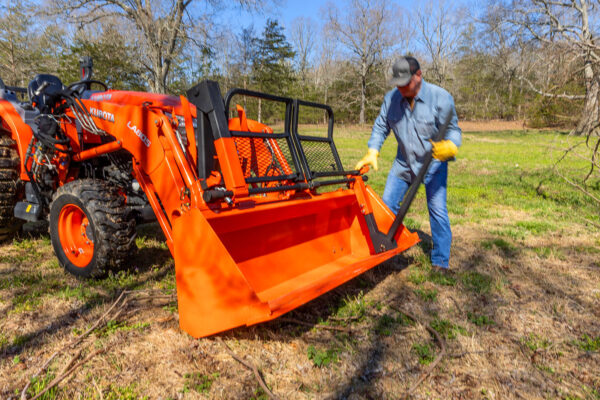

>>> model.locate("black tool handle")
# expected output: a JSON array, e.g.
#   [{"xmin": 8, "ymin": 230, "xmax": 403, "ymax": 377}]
[{"xmin": 385, "ymin": 110, "xmax": 454, "ymax": 241}]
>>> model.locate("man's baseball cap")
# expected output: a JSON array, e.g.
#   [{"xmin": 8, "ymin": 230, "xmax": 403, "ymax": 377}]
[{"xmin": 389, "ymin": 56, "xmax": 420, "ymax": 87}]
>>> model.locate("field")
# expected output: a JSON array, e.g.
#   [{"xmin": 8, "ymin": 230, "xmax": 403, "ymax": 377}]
[{"xmin": 1, "ymin": 126, "xmax": 599, "ymax": 399}]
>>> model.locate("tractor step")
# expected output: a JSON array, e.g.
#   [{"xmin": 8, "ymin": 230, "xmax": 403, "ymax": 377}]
[{"xmin": 14, "ymin": 201, "xmax": 42, "ymax": 222}]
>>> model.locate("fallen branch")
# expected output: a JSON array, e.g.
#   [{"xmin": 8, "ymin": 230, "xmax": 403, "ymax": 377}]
[
  {"xmin": 554, "ymin": 170, "xmax": 600, "ymax": 204},
  {"xmin": 216, "ymin": 337, "xmax": 280, "ymax": 400},
  {"xmin": 21, "ymin": 291, "xmax": 129, "ymax": 400},
  {"xmin": 389, "ymin": 306, "xmax": 447, "ymax": 398},
  {"xmin": 29, "ymin": 348, "xmax": 105, "ymax": 400}
]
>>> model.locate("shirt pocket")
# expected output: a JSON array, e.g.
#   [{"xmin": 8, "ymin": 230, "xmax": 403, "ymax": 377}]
[{"xmin": 414, "ymin": 117, "xmax": 437, "ymax": 140}]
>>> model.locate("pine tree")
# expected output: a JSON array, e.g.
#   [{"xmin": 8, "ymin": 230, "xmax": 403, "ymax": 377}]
[{"xmin": 252, "ymin": 19, "xmax": 296, "ymax": 121}]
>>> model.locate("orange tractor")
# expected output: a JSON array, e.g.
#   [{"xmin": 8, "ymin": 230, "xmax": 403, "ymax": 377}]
[{"xmin": 0, "ymin": 59, "xmax": 419, "ymax": 337}]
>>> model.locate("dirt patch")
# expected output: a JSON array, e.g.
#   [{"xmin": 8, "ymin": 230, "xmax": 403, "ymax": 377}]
[{"xmin": 459, "ymin": 120, "xmax": 526, "ymax": 132}]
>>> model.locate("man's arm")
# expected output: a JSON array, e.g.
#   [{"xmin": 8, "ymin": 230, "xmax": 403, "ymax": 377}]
[
  {"xmin": 441, "ymin": 93, "xmax": 461, "ymax": 148},
  {"xmin": 367, "ymin": 94, "xmax": 393, "ymax": 151},
  {"xmin": 430, "ymin": 92, "xmax": 461, "ymax": 162},
  {"xmin": 355, "ymin": 93, "xmax": 393, "ymax": 171}
]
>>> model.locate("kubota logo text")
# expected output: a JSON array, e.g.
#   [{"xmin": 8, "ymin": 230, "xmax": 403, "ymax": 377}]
[
  {"xmin": 89, "ymin": 108, "xmax": 115, "ymax": 122},
  {"xmin": 127, "ymin": 121, "xmax": 151, "ymax": 147}
]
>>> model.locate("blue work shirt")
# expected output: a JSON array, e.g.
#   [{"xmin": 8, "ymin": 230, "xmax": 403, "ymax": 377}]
[{"xmin": 367, "ymin": 80, "xmax": 461, "ymax": 183}]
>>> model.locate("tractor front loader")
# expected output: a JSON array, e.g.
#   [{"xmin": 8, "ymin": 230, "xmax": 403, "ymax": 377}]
[{"xmin": 0, "ymin": 60, "xmax": 419, "ymax": 337}]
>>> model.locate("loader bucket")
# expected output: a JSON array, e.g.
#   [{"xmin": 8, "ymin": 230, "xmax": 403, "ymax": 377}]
[
  {"xmin": 172, "ymin": 187, "xmax": 419, "ymax": 338},
  {"xmin": 171, "ymin": 81, "xmax": 419, "ymax": 338}
]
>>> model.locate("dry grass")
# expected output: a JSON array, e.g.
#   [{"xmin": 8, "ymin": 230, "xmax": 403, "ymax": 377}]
[
  {"xmin": 459, "ymin": 120, "xmax": 526, "ymax": 132},
  {"xmin": 0, "ymin": 215, "xmax": 598, "ymax": 399}
]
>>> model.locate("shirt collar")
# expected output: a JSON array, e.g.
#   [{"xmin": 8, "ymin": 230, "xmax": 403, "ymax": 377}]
[{"xmin": 414, "ymin": 80, "xmax": 429, "ymax": 104}]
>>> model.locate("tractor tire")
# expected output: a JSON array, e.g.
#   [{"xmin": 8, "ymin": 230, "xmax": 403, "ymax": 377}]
[
  {"xmin": 0, "ymin": 136, "xmax": 23, "ymax": 241},
  {"xmin": 49, "ymin": 179, "xmax": 136, "ymax": 278}
]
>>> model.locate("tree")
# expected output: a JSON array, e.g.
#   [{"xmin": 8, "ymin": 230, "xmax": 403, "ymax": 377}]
[
  {"xmin": 252, "ymin": 19, "xmax": 296, "ymax": 121},
  {"xmin": 58, "ymin": 21, "xmax": 145, "ymax": 90},
  {"xmin": 290, "ymin": 16, "xmax": 316, "ymax": 92},
  {"xmin": 415, "ymin": 0, "xmax": 465, "ymax": 87},
  {"xmin": 325, "ymin": 0, "xmax": 400, "ymax": 125},
  {"xmin": 49, "ymin": 0, "xmax": 265, "ymax": 93},
  {"xmin": 506, "ymin": 0, "xmax": 599, "ymax": 137}
]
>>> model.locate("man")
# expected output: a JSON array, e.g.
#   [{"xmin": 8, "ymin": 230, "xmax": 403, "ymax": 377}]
[{"xmin": 355, "ymin": 56, "xmax": 461, "ymax": 271}]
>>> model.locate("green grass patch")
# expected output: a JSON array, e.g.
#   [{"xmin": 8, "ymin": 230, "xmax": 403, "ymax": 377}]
[
  {"xmin": 27, "ymin": 371, "xmax": 57, "ymax": 400},
  {"xmin": 412, "ymin": 342, "xmax": 435, "ymax": 365},
  {"xmin": 515, "ymin": 220, "xmax": 555, "ymax": 236},
  {"xmin": 573, "ymin": 334, "xmax": 600, "ymax": 352},
  {"xmin": 428, "ymin": 270, "xmax": 457, "ymax": 286},
  {"xmin": 95, "ymin": 320, "xmax": 150, "ymax": 337},
  {"xmin": 12, "ymin": 334, "xmax": 30, "ymax": 347},
  {"xmin": 430, "ymin": 318, "xmax": 468, "ymax": 340},
  {"xmin": 407, "ymin": 268, "xmax": 427, "ymax": 285},
  {"xmin": 460, "ymin": 271, "xmax": 493, "ymax": 294},
  {"xmin": 536, "ymin": 364, "xmax": 555, "ymax": 374},
  {"xmin": 532, "ymin": 246, "xmax": 564, "ymax": 259},
  {"xmin": 481, "ymin": 238, "xmax": 517, "ymax": 253},
  {"xmin": 521, "ymin": 333, "xmax": 552, "ymax": 352},
  {"xmin": 10, "ymin": 291, "xmax": 43, "ymax": 314},
  {"xmin": 307, "ymin": 344, "xmax": 339, "ymax": 367},
  {"xmin": 333, "ymin": 291, "xmax": 369, "ymax": 321},
  {"xmin": 403, "ymin": 217, "xmax": 421, "ymax": 230},
  {"xmin": 182, "ymin": 372, "xmax": 219, "ymax": 394},
  {"xmin": 414, "ymin": 288, "xmax": 438, "ymax": 301},
  {"xmin": 467, "ymin": 312, "xmax": 495, "ymax": 327},
  {"xmin": 0, "ymin": 271, "xmax": 44, "ymax": 289},
  {"xmin": 105, "ymin": 383, "xmax": 148, "ymax": 400}
]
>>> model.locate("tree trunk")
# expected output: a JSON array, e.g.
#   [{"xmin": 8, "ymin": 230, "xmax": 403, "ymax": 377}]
[
  {"xmin": 574, "ymin": 74, "xmax": 600, "ymax": 136},
  {"xmin": 258, "ymin": 98, "xmax": 262, "ymax": 123},
  {"xmin": 360, "ymin": 66, "xmax": 367, "ymax": 125}
]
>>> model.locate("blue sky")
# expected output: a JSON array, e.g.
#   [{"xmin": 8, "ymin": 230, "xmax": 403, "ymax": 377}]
[{"xmin": 218, "ymin": 0, "xmax": 475, "ymax": 34}]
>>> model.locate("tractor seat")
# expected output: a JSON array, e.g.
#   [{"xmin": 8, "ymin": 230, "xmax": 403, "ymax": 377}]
[{"xmin": 27, "ymin": 74, "xmax": 64, "ymax": 111}]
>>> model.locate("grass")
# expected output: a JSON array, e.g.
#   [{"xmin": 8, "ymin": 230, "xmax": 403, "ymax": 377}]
[
  {"xmin": 430, "ymin": 318, "xmax": 468, "ymax": 340},
  {"xmin": 333, "ymin": 291, "xmax": 369, "ymax": 321},
  {"xmin": 460, "ymin": 271, "xmax": 493, "ymax": 294},
  {"xmin": 27, "ymin": 371, "xmax": 57, "ymax": 400},
  {"xmin": 182, "ymin": 372, "xmax": 220, "ymax": 394},
  {"xmin": 1, "ymin": 128, "xmax": 599, "ymax": 398},
  {"xmin": 414, "ymin": 288, "xmax": 438, "ymax": 301},
  {"xmin": 104, "ymin": 383, "xmax": 148, "ymax": 400},
  {"xmin": 94, "ymin": 320, "xmax": 150, "ymax": 337},
  {"xmin": 573, "ymin": 334, "xmax": 600, "ymax": 352},
  {"xmin": 467, "ymin": 312, "xmax": 495, "ymax": 327},
  {"xmin": 521, "ymin": 333, "xmax": 552, "ymax": 352},
  {"xmin": 357, "ymin": 129, "xmax": 599, "ymax": 228},
  {"xmin": 307, "ymin": 345, "xmax": 339, "ymax": 367},
  {"xmin": 412, "ymin": 342, "xmax": 435, "ymax": 365}
]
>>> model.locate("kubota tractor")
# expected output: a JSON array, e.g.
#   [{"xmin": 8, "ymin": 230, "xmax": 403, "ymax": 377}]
[{"xmin": 0, "ymin": 59, "xmax": 419, "ymax": 337}]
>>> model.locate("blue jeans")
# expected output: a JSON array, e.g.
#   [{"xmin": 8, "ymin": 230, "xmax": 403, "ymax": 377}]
[{"xmin": 382, "ymin": 162, "xmax": 452, "ymax": 268}]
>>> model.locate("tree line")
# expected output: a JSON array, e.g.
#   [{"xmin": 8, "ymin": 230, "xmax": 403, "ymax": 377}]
[{"xmin": 0, "ymin": 0, "xmax": 597, "ymax": 133}]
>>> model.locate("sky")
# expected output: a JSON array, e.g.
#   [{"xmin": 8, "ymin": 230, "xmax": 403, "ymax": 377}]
[{"xmin": 218, "ymin": 0, "xmax": 476, "ymax": 35}]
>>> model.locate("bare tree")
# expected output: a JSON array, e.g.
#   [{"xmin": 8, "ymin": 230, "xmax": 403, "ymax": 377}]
[
  {"xmin": 48, "ymin": 0, "xmax": 265, "ymax": 93},
  {"xmin": 507, "ymin": 0, "xmax": 600, "ymax": 137},
  {"xmin": 325, "ymin": 0, "xmax": 400, "ymax": 125},
  {"xmin": 290, "ymin": 16, "xmax": 316, "ymax": 89},
  {"xmin": 415, "ymin": 0, "xmax": 465, "ymax": 86}
]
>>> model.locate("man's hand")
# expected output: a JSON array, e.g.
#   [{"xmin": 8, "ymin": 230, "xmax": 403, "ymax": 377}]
[
  {"xmin": 355, "ymin": 148, "xmax": 379, "ymax": 171},
  {"xmin": 430, "ymin": 140, "xmax": 458, "ymax": 161}
]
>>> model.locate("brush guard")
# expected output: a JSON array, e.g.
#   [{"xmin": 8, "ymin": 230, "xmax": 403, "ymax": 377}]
[{"xmin": 172, "ymin": 81, "xmax": 419, "ymax": 337}]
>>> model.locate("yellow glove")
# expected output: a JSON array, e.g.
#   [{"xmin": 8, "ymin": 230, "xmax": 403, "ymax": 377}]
[
  {"xmin": 355, "ymin": 148, "xmax": 379, "ymax": 171},
  {"xmin": 430, "ymin": 140, "xmax": 458, "ymax": 161}
]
